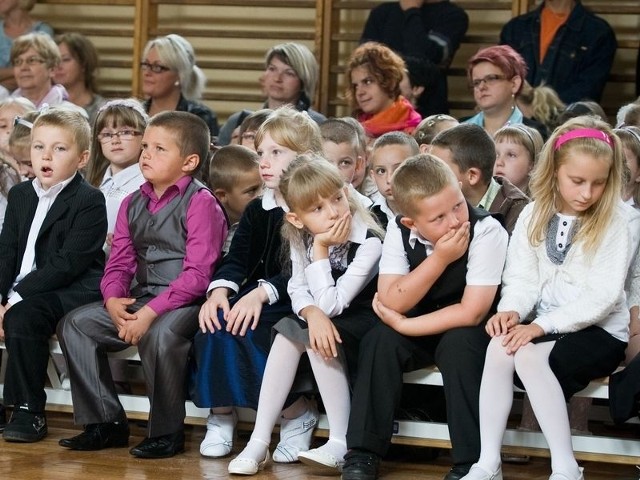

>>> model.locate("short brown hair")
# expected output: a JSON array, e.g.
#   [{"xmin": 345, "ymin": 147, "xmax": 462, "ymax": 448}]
[
  {"xmin": 209, "ymin": 145, "xmax": 259, "ymax": 191},
  {"xmin": 392, "ymin": 154, "xmax": 459, "ymax": 217}
]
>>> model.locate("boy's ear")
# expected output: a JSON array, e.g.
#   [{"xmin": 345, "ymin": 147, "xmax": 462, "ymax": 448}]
[
  {"xmin": 399, "ymin": 216, "xmax": 415, "ymax": 231},
  {"xmin": 355, "ymin": 155, "xmax": 365, "ymax": 172},
  {"xmin": 213, "ymin": 188, "xmax": 227, "ymax": 203},
  {"xmin": 77, "ymin": 150, "xmax": 90, "ymax": 170},
  {"xmin": 182, "ymin": 153, "xmax": 200, "ymax": 174},
  {"xmin": 419, "ymin": 143, "xmax": 430, "ymax": 154},
  {"xmin": 285, "ymin": 211, "xmax": 305, "ymax": 230},
  {"xmin": 466, "ymin": 167, "xmax": 483, "ymax": 187}
]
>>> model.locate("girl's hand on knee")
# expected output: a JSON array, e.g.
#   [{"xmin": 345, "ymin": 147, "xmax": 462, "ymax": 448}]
[
  {"xmin": 486, "ymin": 311, "xmax": 519, "ymax": 337},
  {"xmin": 502, "ymin": 323, "xmax": 544, "ymax": 354},
  {"xmin": 306, "ymin": 307, "xmax": 341, "ymax": 359},
  {"xmin": 199, "ymin": 289, "xmax": 229, "ymax": 333},
  {"xmin": 225, "ymin": 287, "xmax": 266, "ymax": 336}
]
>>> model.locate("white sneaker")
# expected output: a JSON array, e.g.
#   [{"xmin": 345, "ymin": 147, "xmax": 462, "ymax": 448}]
[
  {"xmin": 461, "ymin": 464, "xmax": 503, "ymax": 480},
  {"xmin": 549, "ymin": 467, "xmax": 584, "ymax": 480},
  {"xmin": 272, "ymin": 398, "xmax": 319, "ymax": 463},
  {"xmin": 200, "ymin": 409, "xmax": 237, "ymax": 457}
]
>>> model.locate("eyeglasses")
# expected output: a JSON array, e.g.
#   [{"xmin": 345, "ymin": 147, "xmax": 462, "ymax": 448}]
[
  {"xmin": 97, "ymin": 130, "xmax": 142, "ymax": 143},
  {"xmin": 470, "ymin": 74, "xmax": 507, "ymax": 89},
  {"xmin": 140, "ymin": 62, "xmax": 171, "ymax": 74},
  {"xmin": 12, "ymin": 56, "xmax": 46, "ymax": 67}
]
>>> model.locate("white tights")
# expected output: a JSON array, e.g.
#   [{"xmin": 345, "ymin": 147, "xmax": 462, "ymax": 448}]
[
  {"xmin": 476, "ymin": 337, "xmax": 581, "ymax": 478},
  {"xmin": 237, "ymin": 333, "xmax": 350, "ymax": 462}
]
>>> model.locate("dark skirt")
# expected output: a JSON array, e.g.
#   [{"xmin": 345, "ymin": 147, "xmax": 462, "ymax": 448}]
[
  {"xmin": 514, "ymin": 325, "xmax": 626, "ymax": 400},
  {"xmin": 273, "ymin": 305, "xmax": 380, "ymax": 387},
  {"xmin": 189, "ymin": 288, "xmax": 292, "ymax": 410}
]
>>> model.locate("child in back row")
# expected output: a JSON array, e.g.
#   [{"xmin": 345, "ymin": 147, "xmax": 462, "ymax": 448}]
[
  {"xmin": 8, "ymin": 109, "xmax": 40, "ymax": 181},
  {"xmin": 228, "ymin": 155, "xmax": 384, "ymax": 475},
  {"xmin": 58, "ymin": 111, "xmax": 227, "ymax": 458},
  {"xmin": 493, "ymin": 124, "xmax": 543, "ymax": 197},
  {"xmin": 462, "ymin": 117, "xmax": 637, "ymax": 480},
  {"xmin": 208, "ymin": 144, "xmax": 262, "ymax": 254},
  {"xmin": 616, "ymin": 125, "xmax": 640, "ymax": 209},
  {"xmin": 85, "ymin": 98, "xmax": 148, "ymax": 255},
  {"xmin": 430, "ymin": 123, "xmax": 529, "ymax": 235},
  {"xmin": 0, "ymin": 108, "xmax": 107, "ymax": 443},
  {"xmin": 368, "ymin": 131, "xmax": 419, "ymax": 229},
  {"xmin": 191, "ymin": 107, "xmax": 324, "ymax": 462}
]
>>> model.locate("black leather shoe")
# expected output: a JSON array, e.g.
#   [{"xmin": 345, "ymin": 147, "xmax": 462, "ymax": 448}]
[
  {"xmin": 3, "ymin": 407, "xmax": 47, "ymax": 443},
  {"xmin": 443, "ymin": 465, "xmax": 471, "ymax": 480},
  {"xmin": 129, "ymin": 431, "xmax": 185, "ymax": 459},
  {"xmin": 59, "ymin": 421, "xmax": 129, "ymax": 450},
  {"xmin": 341, "ymin": 449, "xmax": 380, "ymax": 480}
]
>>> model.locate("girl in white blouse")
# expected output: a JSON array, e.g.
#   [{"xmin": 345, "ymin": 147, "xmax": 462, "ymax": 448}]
[
  {"xmin": 462, "ymin": 117, "xmax": 638, "ymax": 480},
  {"xmin": 228, "ymin": 154, "xmax": 383, "ymax": 475}
]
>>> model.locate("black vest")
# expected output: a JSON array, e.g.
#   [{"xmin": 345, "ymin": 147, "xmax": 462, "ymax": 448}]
[{"xmin": 398, "ymin": 203, "xmax": 498, "ymax": 316}]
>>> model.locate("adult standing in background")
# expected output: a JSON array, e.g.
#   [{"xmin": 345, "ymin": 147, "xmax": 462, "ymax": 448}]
[
  {"xmin": 0, "ymin": 0, "xmax": 53, "ymax": 91},
  {"xmin": 360, "ymin": 0, "xmax": 469, "ymax": 117},
  {"xmin": 140, "ymin": 34, "xmax": 218, "ymax": 136},
  {"xmin": 500, "ymin": 0, "xmax": 616, "ymax": 104},
  {"xmin": 217, "ymin": 42, "xmax": 325, "ymax": 146},
  {"xmin": 54, "ymin": 33, "xmax": 105, "ymax": 124}
]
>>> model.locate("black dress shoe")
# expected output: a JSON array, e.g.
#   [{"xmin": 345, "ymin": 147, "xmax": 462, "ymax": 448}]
[
  {"xmin": 443, "ymin": 465, "xmax": 471, "ymax": 480},
  {"xmin": 3, "ymin": 407, "xmax": 47, "ymax": 443},
  {"xmin": 59, "ymin": 421, "xmax": 129, "ymax": 450},
  {"xmin": 341, "ymin": 449, "xmax": 380, "ymax": 480},
  {"xmin": 129, "ymin": 431, "xmax": 185, "ymax": 459}
]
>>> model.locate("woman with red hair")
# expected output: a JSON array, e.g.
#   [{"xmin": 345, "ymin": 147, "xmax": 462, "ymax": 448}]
[
  {"xmin": 464, "ymin": 45, "xmax": 531, "ymax": 136},
  {"xmin": 346, "ymin": 42, "xmax": 421, "ymax": 141}
]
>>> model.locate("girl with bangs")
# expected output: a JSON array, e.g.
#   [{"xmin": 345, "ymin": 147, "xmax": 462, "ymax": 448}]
[
  {"xmin": 462, "ymin": 116, "xmax": 638, "ymax": 480},
  {"xmin": 493, "ymin": 124, "xmax": 543, "ymax": 196},
  {"xmin": 228, "ymin": 154, "xmax": 383, "ymax": 475},
  {"xmin": 85, "ymin": 98, "xmax": 148, "ymax": 256}
]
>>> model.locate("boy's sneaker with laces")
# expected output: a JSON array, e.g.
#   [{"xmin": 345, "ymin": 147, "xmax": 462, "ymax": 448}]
[
  {"xmin": 3, "ymin": 406, "xmax": 47, "ymax": 442},
  {"xmin": 273, "ymin": 398, "xmax": 319, "ymax": 463}
]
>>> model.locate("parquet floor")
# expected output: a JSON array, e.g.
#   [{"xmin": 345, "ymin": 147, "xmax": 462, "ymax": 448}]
[{"xmin": 1, "ymin": 412, "xmax": 638, "ymax": 479}]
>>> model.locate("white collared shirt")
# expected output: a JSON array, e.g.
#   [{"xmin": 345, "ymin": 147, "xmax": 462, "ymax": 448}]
[
  {"xmin": 7, "ymin": 174, "xmax": 76, "ymax": 304},
  {"xmin": 100, "ymin": 163, "xmax": 145, "ymax": 234}
]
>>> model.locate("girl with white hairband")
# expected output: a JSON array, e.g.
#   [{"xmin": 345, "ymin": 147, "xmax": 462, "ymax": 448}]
[
  {"xmin": 493, "ymin": 123, "xmax": 543, "ymax": 196},
  {"xmin": 462, "ymin": 116, "xmax": 639, "ymax": 480},
  {"xmin": 140, "ymin": 34, "xmax": 218, "ymax": 136},
  {"xmin": 85, "ymin": 98, "xmax": 148, "ymax": 256}
]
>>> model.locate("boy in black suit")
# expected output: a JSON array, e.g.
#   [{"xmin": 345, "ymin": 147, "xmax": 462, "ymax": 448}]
[{"xmin": 0, "ymin": 108, "xmax": 107, "ymax": 443}]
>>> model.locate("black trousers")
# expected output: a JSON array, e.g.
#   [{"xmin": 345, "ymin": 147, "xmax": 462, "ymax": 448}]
[
  {"xmin": 3, "ymin": 290, "xmax": 100, "ymax": 412},
  {"xmin": 346, "ymin": 322, "xmax": 489, "ymax": 469}
]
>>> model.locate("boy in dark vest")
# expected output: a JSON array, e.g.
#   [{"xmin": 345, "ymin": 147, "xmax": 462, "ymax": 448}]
[
  {"xmin": 341, "ymin": 154, "xmax": 508, "ymax": 480},
  {"xmin": 57, "ymin": 111, "xmax": 228, "ymax": 458}
]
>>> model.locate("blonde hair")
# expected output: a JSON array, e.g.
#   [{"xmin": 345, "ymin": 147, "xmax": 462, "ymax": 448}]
[
  {"xmin": 517, "ymin": 81, "xmax": 565, "ymax": 130},
  {"xmin": 392, "ymin": 153, "xmax": 459, "ymax": 218},
  {"xmin": 528, "ymin": 116, "xmax": 623, "ymax": 255},
  {"xmin": 86, "ymin": 98, "xmax": 149, "ymax": 187},
  {"xmin": 615, "ymin": 126, "xmax": 640, "ymax": 207},
  {"xmin": 413, "ymin": 114, "xmax": 458, "ymax": 145},
  {"xmin": 265, "ymin": 43, "xmax": 319, "ymax": 106},
  {"xmin": 33, "ymin": 107, "xmax": 92, "ymax": 153},
  {"xmin": 254, "ymin": 106, "xmax": 323, "ymax": 155},
  {"xmin": 143, "ymin": 34, "xmax": 205, "ymax": 101},
  {"xmin": 494, "ymin": 124, "xmax": 544, "ymax": 194},
  {"xmin": 11, "ymin": 32, "xmax": 61, "ymax": 69},
  {"xmin": 280, "ymin": 153, "xmax": 383, "ymax": 255}
]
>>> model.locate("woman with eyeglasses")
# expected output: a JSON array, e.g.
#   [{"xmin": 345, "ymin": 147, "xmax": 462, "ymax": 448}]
[
  {"xmin": 140, "ymin": 34, "xmax": 218, "ymax": 136},
  {"xmin": 9, "ymin": 32, "xmax": 68, "ymax": 108},
  {"xmin": 464, "ymin": 45, "xmax": 545, "ymax": 138},
  {"xmin": 217, "ymin": 42, "xmax": 325, "ymax": 146},
  {"xmin": 54, "ymin": 33, "xmax": 105, "ymax": 124},
  {"xmin": 0, "ymin": 0, "xmax": 52, "ymax": 91}
]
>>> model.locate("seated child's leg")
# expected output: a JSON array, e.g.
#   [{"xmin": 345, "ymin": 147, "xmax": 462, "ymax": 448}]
[
  {"xmin": 234, "ymin": 334, "xmax": 305, "ymax": 464},
  {"xmin": 515, "ymin": 341, "xmax": 580, "ymax": 478},
  {"xmin": 3, "ymin": 293, "xmax": 66, "ymax": 413},
  {"xmin": 471, "ymin": 335, "xmax": 517, "ymax": 474},
  {"xmin": 435, "ymin": 326, "xmax": 490, "ymax": 470},
  {"xmin": 57, "ymin": 301, "xmax": 130, "ymax": 426},
  {"xmin": 300, "ymin": 352, "xmax": 349, "ymax": 465},
  {"xmin": 137, "ymin": 304, "xmax": 201, "ymax": 438}
]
